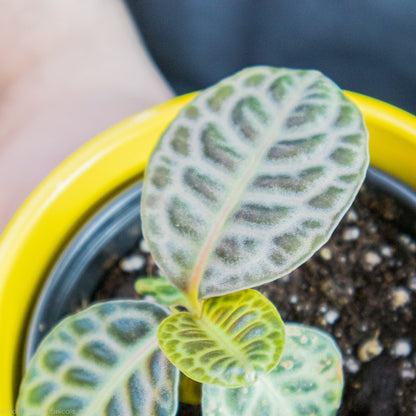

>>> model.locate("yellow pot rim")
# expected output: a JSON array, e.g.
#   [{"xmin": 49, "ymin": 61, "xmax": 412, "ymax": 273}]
[{"xmin": 0, "ymin": 91, "xmax": 416, "ymax": 409}]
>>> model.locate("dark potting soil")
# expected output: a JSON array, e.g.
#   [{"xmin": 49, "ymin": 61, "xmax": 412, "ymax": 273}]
[{"xmin": 93, "ymin": 183, "xmax": 416, "ymax": 416}]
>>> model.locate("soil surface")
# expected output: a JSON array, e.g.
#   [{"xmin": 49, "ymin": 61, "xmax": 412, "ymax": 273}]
[{"xmin": 94, "ymin": 183, "xmax": 416, "ymax": 416}]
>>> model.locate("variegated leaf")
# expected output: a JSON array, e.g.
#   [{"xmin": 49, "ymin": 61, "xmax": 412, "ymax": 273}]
[
  {"xmin": 158, "ymin": 289, "xmax": 285, "ymax": 387},
  {"xmin": 202, "ymin": 324, "xmax": 344, "ymax": 416},
  {"xmin": 142, "ymin": 66, "xmax": 369, "ymax": 301},
  {"xmin": 17, "ymin": 301, "xmax": 179, "ymax": 416},
  {"xmin": 135, "ymin": 276, "xmax": 189, "ymax": 308}
]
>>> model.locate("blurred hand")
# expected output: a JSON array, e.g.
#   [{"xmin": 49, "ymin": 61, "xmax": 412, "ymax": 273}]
[{"xmin": 0, "ymin": 0, "xmax": 173, "ymax": 233}]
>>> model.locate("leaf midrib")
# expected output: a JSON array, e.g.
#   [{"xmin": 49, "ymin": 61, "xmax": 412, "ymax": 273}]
[
  {"xmin": 188, "ymin": 73, "xmax": 321, "ymax": 298},
  {"xmin": 198, "ymin": 313, "xmax": 254, "ymax": 385},
  {"xmin": 260, "ymin": 376, "xmax": 296, "ymax": 416},
  {"xmin": 80, "ymin": 336, "xmax": 159, "ymax": 416}
]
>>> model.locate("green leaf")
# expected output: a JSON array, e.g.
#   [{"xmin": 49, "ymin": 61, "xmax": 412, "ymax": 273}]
[
  {"xmin": 202, "ymin": 323, "xmax": 344, "ymax": 416},
  {"xmin": 142, "ymin": 66, "xmax": 369, "ymax": 301},
  {"xmin": 17, "ymin": 301, "xmax": 179, "ymax": 416},
  {"xmin": 135, "ymin": 276, "xmax": 189, "ymax": 308},
  {"xmin": 158, "ymin": 289, "xmax": 285, "ymax": 387}
]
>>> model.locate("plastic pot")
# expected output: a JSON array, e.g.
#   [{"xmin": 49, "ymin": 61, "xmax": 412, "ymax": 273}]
[{"xmin": 0, "ymin": 92, "xmax": 416, "ymax": 410}]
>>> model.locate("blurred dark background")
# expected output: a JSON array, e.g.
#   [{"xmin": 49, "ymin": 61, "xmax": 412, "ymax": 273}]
[{"xmin": 126, "ymin": 0, "xmax": 416, "ymax": 115}]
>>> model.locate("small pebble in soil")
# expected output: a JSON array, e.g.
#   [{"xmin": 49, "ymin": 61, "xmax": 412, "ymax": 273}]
[
  {"xmin": 400, "ymin": 361, "xmax": 416, "ymax": 380},
  {"xmin": 119, "ymin": 254, "xmax": 145, "ymax": 272},
  {"xmin": 319, "ymin": 303, "xmax": 328, "ymax": 313},
  {"xmin": 289, "ymin": 294, "xmax": 298, "ymax": 304},
  {"xmin": 364, "ymin": 250, "xmax": 382, "ymax": 268},
  {"xmin": 319, "ymin": 247, "xmax": 332, "ymax": 260},
  {"xmin": 408, "ymin": 275, "xmax": 416, "ymax": 291},
  {"xmin": 344, "ymin": 356, "xmax": 361, "ymax": 374},
  {"xmin": 346, "ymin": 209, "xmax": 358, "ymax": 222},
  {"xmin": 368, "ymin": 223, "xmax": 378, "ymax": 234},
  {"xmin": 391, "ymin": 339, "xmax": 412, "ymax": 358},
  {"xmin": 343, "ymin": 226, "xmax": 360, "ymax": 241},
  {"xmin": 344, "ymin": 346, "xmax": 353, "ymax": 355},
  {"xmin": 338, "ymin": 254, "xmax": 347, "ymax": 263},
  {"xmin": 391, "ymin": 286, "xmax": 411, "ymax": 309},
  {"xmin": 139, "ymin": 239, "xmax": 150, "ymax": 253},
  {"xmin": 324, "ymin": 309, "xmax": 340, "ymax": 324},
  {"xmin": 380, "ymin": 244, "xmax": 393, "ymax": 257},
  {"xmin": 398, "ymin": 233, "xmax": 416, "ymax": 252},
  {"xmin": 358, "ymin": 333, "xmax": 383, "ymax": 362}
]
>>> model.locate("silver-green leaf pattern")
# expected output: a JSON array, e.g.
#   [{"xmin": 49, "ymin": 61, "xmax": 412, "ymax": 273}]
[
  {"xmin": 142, "ymin": 66, "xmax": 369, "ymax": 300},
  {"xmin": 202, "ymin": 324, "xmax": 344, "ymax": 416},
  {"xmin": 17, "ymin": 301, "xmax": 179, "ymax": 416}
]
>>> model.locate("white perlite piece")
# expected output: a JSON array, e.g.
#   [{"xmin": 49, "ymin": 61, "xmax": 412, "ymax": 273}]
[
  {"xmin": 319, "ymin": 303, "xmax": 328, "ymax": 313},
  {"xmin": 358, "ymin": 333, "xmax": 383, "ymax": 362},
  {"xmin": 400, "ymin": 362, "xmax": 416, "ymax": 380},
  {"xmin": 343, "ymin": 226, "xmax": 360, "ymax": 241},
  {"xmin": 289, "ymin": 294, "xmax": 299, "ymax": 304},
  {"xmin": 398, "ymin": 233, "xmax": 416, "ymax": 252},
  {"xmin": 391, "ymin": 339, "xmax": 412, "ymax": 357},
  {"xmin": 139, "ymin": 239, "xmax": 150, "ymax": 253},
  {"xmin": 364, "ymin": 251, "xmax": 382, "ymax": 267},
  {"xmin": 119, "ymin": 254, "xmax": 145, "ymax": 272},
  {"xmin": 380, "ymin": 245, "xmax": 393, "ymax": 257},
  {"xmin": 344, "ymin": 356, "xmax": 360, "ymax": 374},
  {"xmin": 391, "ymin": 287, "xmax": 411, "ymax": 309},
  {"xmin": 346, "ymin": 209, "xmax": 358, "ymax": 222},
  {"xmin": 324, "ymin": 309, "xmax": 340, "ymax": 324},
  {"xmin": 409, "ymin": 275, "xmax": 416, "ymax": 291},
  {"xmin": 319, "ymin": 247, "xmax": 332, "ymax": 260}
]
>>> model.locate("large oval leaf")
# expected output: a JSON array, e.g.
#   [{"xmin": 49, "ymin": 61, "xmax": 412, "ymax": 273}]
[
  {"xmin": 17, "ymin": 301, "xmax": 179, "ymax": 416},
  {"xmin": 142, "ymin": 66, "xmax": 369, "ymax": 300},
  {"xmin": 202, "ymin": 324, "xmax": 344, "ymax": 416},
  {"xmin": 158, "ymin": 289, "xmax": 285, "ymax": 387}
]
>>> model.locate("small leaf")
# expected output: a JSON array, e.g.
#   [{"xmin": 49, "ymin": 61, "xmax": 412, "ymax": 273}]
[
  {"xmin": 135, "ymin": 276, "xmax": 189, "ymax": 308},
  {"xmin": 142, "ymin": 66, "xmax": 369, "ymax": 301},
  {"xmin": 202, "ymin": 324, "xmax": 344, "ymax": 416},
  {"xmin": 158, "ymin": 289, "xmax": 285, "ymax": 387},
  {"xmin": 17, "ymin": 301, "xmax": 179, "ymax": 416}
]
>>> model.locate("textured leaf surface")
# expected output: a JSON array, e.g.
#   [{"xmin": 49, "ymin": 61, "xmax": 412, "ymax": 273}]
[
  {"xmin": 17, "ymin": 301, "xmax": 179, "ymax": 416},
  {"xmin": 202, "ymin": 324, "xmax": 344, "ymax": 416},
  {"xmin": 135, "ymin": 276, "xmax": 189, "ymax": 308},
  {"xmin": 158, "ymin": 289, "xmax": 285, "ymax": 387},
  {"xmin": 142, "ymin": 66, "xmax": 369, "ymax": 299}
]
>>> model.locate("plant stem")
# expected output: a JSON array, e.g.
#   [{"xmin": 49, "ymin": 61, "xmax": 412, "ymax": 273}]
[{"xmin": 186, "ymin": 293, "xmax": 203, "ymax": 317}]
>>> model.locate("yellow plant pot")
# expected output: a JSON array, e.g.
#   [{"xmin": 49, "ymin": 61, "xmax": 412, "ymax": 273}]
[{"xmin": 0, "ymin": 92, "xmax": 415, "ymax": 410}]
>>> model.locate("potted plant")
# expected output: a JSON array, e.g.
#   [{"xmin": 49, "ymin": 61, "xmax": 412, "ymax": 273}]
[
  {"xmin": 15, "ymin": 66, "xmax": 371, "ymax": 415},
  {"xmin": 0, "ymin": 66, "xmax": 416, "ymax": 414}
]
